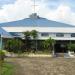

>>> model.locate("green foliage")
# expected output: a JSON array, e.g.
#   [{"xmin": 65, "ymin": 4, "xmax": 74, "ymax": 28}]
[
  {"xmin": 44, "ymin": 37, "xmax": 55, "ymax": 51},
  {"xmin": 1, "ymin": 63, "xmax": 14, "ymax": 75},
  {"xmin": 67, "ymin": 43, "xmax": 75, "ymax": 51},
  {"xmin": 0, "ymin": 50, "xmax": 5, "ymax": 55},
  {"xmin": 23, "ymin": 31, "xmax": 31, "ymax": 51},
  {"xmin": 4, "ymin": 30, "xmax": 55, "ymax": 54},
  {"xmin": 31, "ymin": 30, "xmax": 38, "ymax": 52},
  {"xmin": 23, "ymin": 30, "xmax": 38, "ymax": 52},
  {"xmin": 23, "ymin": 31, "xmax": 31, "ymax": 39},
  {"xmin": 0, "ymin": 50, "xmax": 5, "ymax": 61},
  {"xmin": 5, "ymin": 38, "xmax": 24, "ymax": 53},
  {"xmin": 31, "ymin": 30, "xmax": 38, "ymax": 39}
]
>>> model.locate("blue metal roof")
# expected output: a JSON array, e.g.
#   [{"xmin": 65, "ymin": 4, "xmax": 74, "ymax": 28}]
[
  {"xmin": 0, "ymin": 13, "xmax": 74, "ymax": 27},
  {"xmin": 0, "ymin": 27, "xmax": 12, "ymax": 37}
]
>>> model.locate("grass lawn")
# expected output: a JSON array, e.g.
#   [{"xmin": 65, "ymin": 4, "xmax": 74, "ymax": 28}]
[{"xmin": 0, "ymin": 62, "xmax": 14, "ymax": 75}]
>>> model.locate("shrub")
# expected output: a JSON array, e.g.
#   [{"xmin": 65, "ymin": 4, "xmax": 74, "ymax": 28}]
[
  {"xmin": 0, "ymin": 50, "xmax": 5, "ymax": 62},
  {"xmin": 67, "ymin": 43, "xmax": 75, "ymax": 52}
]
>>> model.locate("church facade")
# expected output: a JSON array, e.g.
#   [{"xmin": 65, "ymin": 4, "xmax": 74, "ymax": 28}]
[{"xmin": 0, "ymin": 13, "xmax": 75, "ymax": 54}]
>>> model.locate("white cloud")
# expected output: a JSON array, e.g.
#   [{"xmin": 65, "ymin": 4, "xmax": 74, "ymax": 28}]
[
  {"xmin": 45, "ymin": 4, "xmax": 75, "ymax": 26},
  {"xmin": 0, "ymin": 0, "xmax": 33, "ymax": 22},
  {"xmin": 0, "ymin": 0, "xmax": 75, "ymax": 26}
]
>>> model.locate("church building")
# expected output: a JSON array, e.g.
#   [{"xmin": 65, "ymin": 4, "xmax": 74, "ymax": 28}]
[{"xmin": 0, "ymin": 13, "xmax": 75, "ymax": 54}]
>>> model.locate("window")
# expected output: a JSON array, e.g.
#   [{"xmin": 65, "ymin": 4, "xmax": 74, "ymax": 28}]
[
  {"xmin": 56, "ymin": 33, "xmax": 64, "ymax": 37},
  {"xmin": 10, "ymin": 32, "xmax": 21, "ymax": 36},
  {"xmin": 71, "ymin": 33, "xmax": 75, "ymax": 37},
  {"xmin": 41, "ymin": 33, "xmax": 49, "ymax": 37}
]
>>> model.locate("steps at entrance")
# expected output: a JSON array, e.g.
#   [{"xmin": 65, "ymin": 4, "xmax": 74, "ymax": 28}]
[{"xmin": 55, "ymin": 53, "xmax": 66, "ymax": 57}]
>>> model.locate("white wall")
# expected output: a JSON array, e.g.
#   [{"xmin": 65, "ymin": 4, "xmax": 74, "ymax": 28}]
[
  {"xmin": 2, "ymin": 27, "xmax": 75, "ymax": 33},
  {"xmin": 38, "ymin": 33, "xmax": 75, "ymax": 40},
  {"xmin": 2, "ymin": 27, "xmax": 75, "ymax": 40}
]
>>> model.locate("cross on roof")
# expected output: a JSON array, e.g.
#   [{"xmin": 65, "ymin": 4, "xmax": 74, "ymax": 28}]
[{"xmin": 32, "ymin": 0, "xmax": 38, "ymax": 13}]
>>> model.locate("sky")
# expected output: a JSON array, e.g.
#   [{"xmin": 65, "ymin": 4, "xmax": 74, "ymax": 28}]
[{"xmin": 0, "ymin": 0, "xmax": 75, "ymax": 26}]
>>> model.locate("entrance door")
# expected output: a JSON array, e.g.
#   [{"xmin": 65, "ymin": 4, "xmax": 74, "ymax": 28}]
[{"xmin": 54, "ymin": 43, "xmax": 68, "ymax": 53}]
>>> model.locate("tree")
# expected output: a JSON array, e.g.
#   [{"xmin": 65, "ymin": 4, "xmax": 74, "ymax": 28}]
[
  {"xmin": 23, "ymin": 31, "xmax": 31, "ymax": 52},
  {"xmin": 5, "ymin": 38, "xmax": 23, "ymax": 53},
  {"xmin": 44, "ymin": 37, "xmax": 55, "ymax": 53},
  {"xmin": 31, "ymin": 30, "xmax": 38, "ymax": 53},
  {"xmin": 31, "ymin": 30, "xmax": 38, "ymax": 39},
  {"xmin": 23, "ymin": 31, "xmax": 30, "ymax": 39}
]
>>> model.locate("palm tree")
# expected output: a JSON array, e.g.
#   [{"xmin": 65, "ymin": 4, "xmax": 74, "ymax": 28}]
[
  {"xmin": 31, "ymin": 30, "xmax": 38, "ymax": 53},
  {"xmin": 23, "ymin": 31, "xmax": 30, "ymax": 39},
  {"xmin": 44, "ymin": 37, "xmax": 55, "ymax": 54},
  {"xmin": 23, "ymin": 31, "xmax": 31, "ymax": 52}
]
